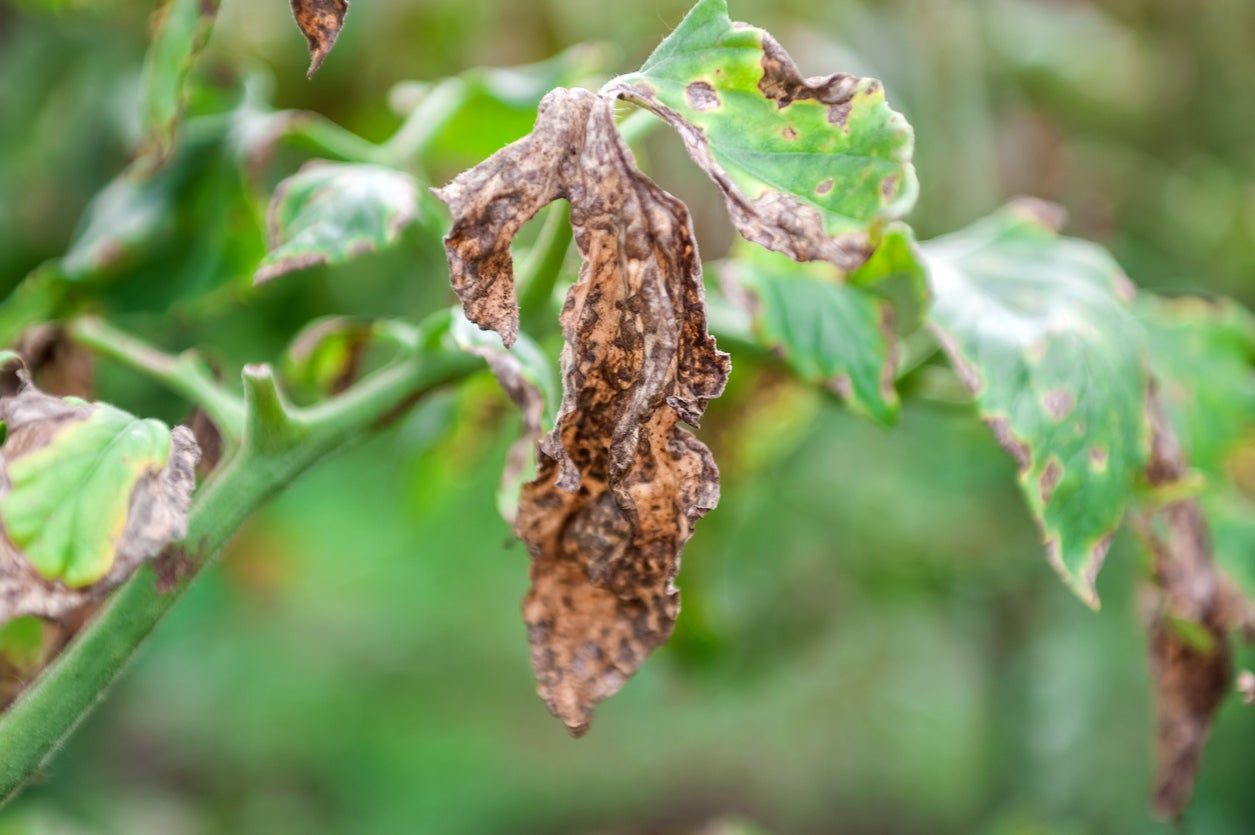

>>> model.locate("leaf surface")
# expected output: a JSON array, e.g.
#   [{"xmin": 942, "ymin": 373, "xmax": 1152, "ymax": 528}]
[
  {"xmin": 435, "ymin": 88, "xmax": 730, "ymax": 734},
  {"xmin": 0, "ymin": 375, "xmax": 199, "ymax": 622},
  {"xmin": 139, "ymin": 0, "xmax": 220, "ymax": 153},
  {"xmin": 722, "ymin": 245, "xmax": 898, "ymax": 423},
  {"xmin": 606, "ymin": 0, "xmax": 915, "ymax": 270},
  {"xmin": 922, "ymin": 200, "xmax": 1150, "ymax": 607},
  {"xmin": 255, "ymin": 162, "xmax": 419, "ymax": 285}
]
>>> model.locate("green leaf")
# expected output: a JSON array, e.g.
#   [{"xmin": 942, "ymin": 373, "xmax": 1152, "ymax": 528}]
[
  {"xmin": 921, "ymin": 201, "xmax": 1150, "ymax": 607},
  {"xmin": 139, "ymin": 0, "xmax": 220, "ymax": 154},
  {"xmin": 724, "ymin": 244, "xmax": 899, "ymax": 424},
  {"xmin": 255, "ymin": 162, "xmax": 420, "ymax": 285},
  {"xmin": 1139, "ymin": 294, "xmax": 1255, "ymax": 600},
  {"xmin": 2, "ymin": 405, "xmax": 172, "ymax": 587},
  {"xmin": 607, "ymin": 0, "xmax": 916, "ymax": 270}
]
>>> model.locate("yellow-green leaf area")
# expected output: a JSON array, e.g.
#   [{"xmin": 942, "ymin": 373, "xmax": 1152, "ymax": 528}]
[
  {"xmin": 618, "ymin": 0, "xmax": 916, "ymax": 238},
  {"xmin": 1, "ymin": 405, "xmax": 173, "ymax": 588},
  {"xmin": 922, "ymin": 203, "xmax": 1150, "ymax": 607}
]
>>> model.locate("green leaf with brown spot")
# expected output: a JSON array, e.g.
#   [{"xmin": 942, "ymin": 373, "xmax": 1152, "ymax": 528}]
[
  {"xmin": 0, "ymin": 378, "xmax": 199, "ymax": 621},
  {"xmin": 139, "ymin": 0, "xmax": 220, "ymax": 154},
  {"xmin": 1139, "ymin": 294, "xmax": 1255, "ymax": 601},
  {"xmin": 255, "ymin": 162, "xmax": 419, "ymax": 285},
  {"xmin": 723, "ymin": 244, "xmax": 899, "ymax": 424},
  {"xmin": 606, "ymin": 0, "xmax": 916, "ymax": 271},
  {"xmin": 922, "ymin": 201, "xmax": 1150, "ymax": 607}
]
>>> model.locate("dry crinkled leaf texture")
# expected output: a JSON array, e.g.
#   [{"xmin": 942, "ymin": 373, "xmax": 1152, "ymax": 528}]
[
  {"xmin": 291, "ymin": 0, "xmax": 349, "ymax": 78},
  {"xmin": 0, "ymin": 374, "xmax": 199, "ymax": 624},
  {"xmin": 435, "ymin": 88, "xmax": 730, "ymax": 734}
]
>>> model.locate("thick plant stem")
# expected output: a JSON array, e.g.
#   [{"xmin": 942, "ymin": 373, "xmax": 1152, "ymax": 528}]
[{"xmin": 0, "ymin": 343, "xmax": 479, "ymax": 804}]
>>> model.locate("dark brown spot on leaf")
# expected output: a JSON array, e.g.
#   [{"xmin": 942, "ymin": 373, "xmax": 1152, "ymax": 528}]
[
  {"xmin": 1042, "ymin": 388, "xmax": 1075, "ymax": 421},
  {"xmin": 290, "ymin": 0, "xmax": 349, "ymax": 78},
  {"xmin": 816, "ymin": 179, "xmax": 833, "ymax": 196},
  {"xmin": 781, "ymin": 126, "xmax": 798, "ymax": 141},
  {"xmin": 1039, "ymin": 457, "xmax": 1062, "ymax": 504},
  {"xmin": 685, "ymin": 81, "xmax": 720, "ymax": 112}
]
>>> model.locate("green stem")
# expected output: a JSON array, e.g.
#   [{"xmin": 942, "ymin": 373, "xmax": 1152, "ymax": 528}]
[
  {"xmin": 0, "ymin": 265, "xmax": 69, "ymax": 348},
  {"xmin": 0, "ymin": 336, "xmax": 480, "ymax": 804},
  {"xmin": 517, "ymin": 203, "xmax": 572, "ymax": 335},
  {"xmin": 68, "ymin": 317, "xmax": 246, "ymax": 444},
  {"xmin": 287, "ymin": 116, "xmax": 394, "ymax": 166},
  {"xmin": 380, "ymin": 78, "xmax": 470, "ymax": 167}
]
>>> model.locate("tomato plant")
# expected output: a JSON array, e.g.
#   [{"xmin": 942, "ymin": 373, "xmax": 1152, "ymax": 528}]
[{"xmin": 0, "ymin": 0, "xmax": 1251, "ymax": 822}]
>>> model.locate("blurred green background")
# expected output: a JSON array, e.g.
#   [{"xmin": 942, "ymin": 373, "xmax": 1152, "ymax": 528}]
[{"xmin": 1, "ymin": 0, "xmax": 1254, "ymax": 832}]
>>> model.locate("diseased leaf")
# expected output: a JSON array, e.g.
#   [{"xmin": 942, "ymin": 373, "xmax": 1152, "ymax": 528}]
[
  {"xmin": 605, "ymin": 0, "xmax": 916, "ymax": 271},
  {"xmin": 291, "ymin": 0, "xmax": 349, "ymax": 78},
  {"xmin": 922, "ymin": 200, "xmax": 1150, "ymax": 607},
  {"xmin": 720, "ymin": 244, "xmax": 898, "ymax": 423},
  {"xmin": 1134, "ymin": 394, "xmax": 1233, "ymax": 819},
  {"xmin": 255, "ymin": 162, "xmax": 419, "ymax": 285},
  {"xmin": 0, "ymin": 373, "xmax": 199, "ymax": 623},
  {"xmin": 1140, "ymin": 294, "xmax": 1255, "ymax": 604},
  {"xmin": 448, "ymin": 309, "xmax": 557, "ymax": 523},
  {"xmin": 435, "ymin": 88, "xmax": 730, "ymax": 734},
  {"xmin": 139, "ymin": 0, "xmax": 220, "ymax": 154}
]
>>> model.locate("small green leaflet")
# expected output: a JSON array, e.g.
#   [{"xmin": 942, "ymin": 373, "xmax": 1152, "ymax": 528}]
[
  {"xmin": 1140, "ymin": 294, "xmax": 1255, "ymax": 601},
  {"xmin": 255, "ymin": 162, "xmax": 419, "ymax": 285},
  {"xmin": 723, "ymin": 244, "xmax": 899, "ymax": 424},
  {"xmin": 139, "ymin": 0, "xmax": 221, "ymax": 155},
  {"xmin": 922, "ymin": 201, "xmax": 1150, "ymax": 608},
  {"xmin": 607, "ymin": 0, "xmax": 916, "ymax": 271},
  {"xmin": 1, "ymin": 405, "xmax": 172, "ymax": 587}
]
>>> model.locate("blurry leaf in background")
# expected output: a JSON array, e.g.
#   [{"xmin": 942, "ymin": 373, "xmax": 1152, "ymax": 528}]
[
  {"xmin": 608, "ymin": 0, "xmax": 916, "ymax": 270},
  {"xmin": 255, "ymin": 161, "xmax": 420, "ymax": 285},
  {"xmin": 720, "ymin": 244, "xmax": 898, "ymax": 424},
  {"xmin": 290, "ymin": 0, "xmax": 350, "ymax": 78},
  {"xmin": 1140, "ymin": 294, "xmax": 1255, "ymax": 602},
  {"xmin": 139, "ymin": 0, "xmax": 220, "ymax": 155},
  {"xmin": 922, "ymin": 200, "xmax": 1149, "ymax": 608}
]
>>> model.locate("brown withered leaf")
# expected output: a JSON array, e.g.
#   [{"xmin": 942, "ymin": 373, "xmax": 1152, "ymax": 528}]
[
  {"xmin": 0, "ymin": 373, "xmax": 200, "ymax": 624},
  {"xmin": 15, "ymin": 325, "xmax": 93, "ymax": 399},
  {"xmin": 435, "ymin": 88, "xmax": 730, "ymax": 734},
  {"xmin": 290, "ymin": 0, "xmax": 349, "ymax": 78},
  {"xmin": 1135, "ymin": 390, "xmax": 1234, "ymax": 819}
]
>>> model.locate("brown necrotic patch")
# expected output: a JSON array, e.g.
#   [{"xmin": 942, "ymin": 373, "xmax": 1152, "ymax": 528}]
[
  {"xmin": 685, "ymin": 81, "xmax": 721, "ymax": 112},
  {"xmin": 435, "ymin": 88, "xmax": 729, "ymax": 734},
  {"xmin": 290, "ymin": 0, "xmax": 349, "ymax": 78}
]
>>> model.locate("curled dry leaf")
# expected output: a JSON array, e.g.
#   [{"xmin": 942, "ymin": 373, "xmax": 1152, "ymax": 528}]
[
  {"xmin": 435, "ymin": 88, "xmax": 730, "ymax": 734},
  {"xmin": 605, "ymin": 0, "xmax": 915, "ymax": 272},
  {"xmin": 0, "ymin": 371, "xmax": 199, "ymax": 625},
  {"xmin": 291, "ymin": 0, "xmax": 349, "ymax": 79}
]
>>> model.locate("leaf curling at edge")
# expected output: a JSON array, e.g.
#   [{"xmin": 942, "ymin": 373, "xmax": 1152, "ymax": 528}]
[
  {"xmin": 604, "ymin": 0, "xmax": 916, "ymax": 273},
  {"xmin": 447, "ymin": 310, "xmax": 556, "ymax": 525},
  {"xmin": 254, "ymin": 161, "xmax": 420, "ymax": 286},
  {"xmin": 921, "ymin": 198, "xmax": 1151, "ymax": 609},
  {"xmin": 434, "ymin": 88, "xmax": 730, "ymax": 734},
  {"xmin": 291, "ymin": 0, "xmax": 350, "ymax": 79},
  {"xmin": 0, "ymin": 369, "xmax": 200, "ymax": 625}
]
